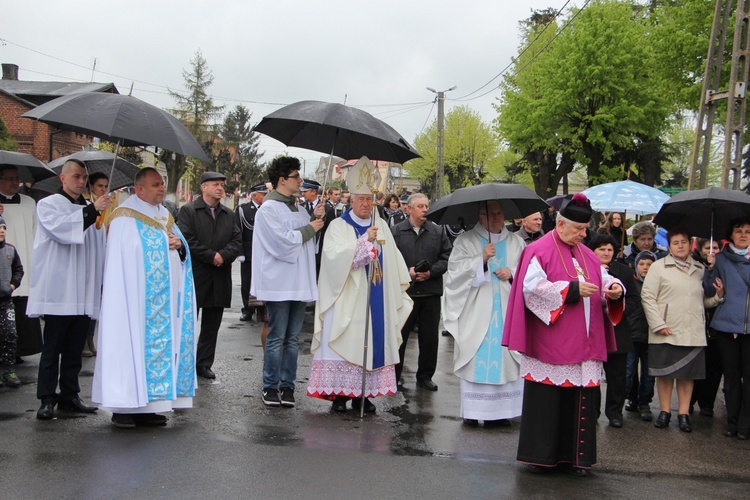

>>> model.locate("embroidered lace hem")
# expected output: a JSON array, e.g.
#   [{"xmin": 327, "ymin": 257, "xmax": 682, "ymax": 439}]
[
  {"xmin": 307, "ymin": 359, "xmax": 397, "ymax": 400},
  {"xmin": 520, "ymin": 355, "xmax": 601, "ymax": 388}
]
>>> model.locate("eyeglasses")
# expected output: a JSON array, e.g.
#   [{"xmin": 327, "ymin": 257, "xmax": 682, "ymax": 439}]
[
  {"xmin": 0, "ymin": 177, "xmax": 20, "ymax": 182},
  {"xmin": 285, "ymin": 174, "xmax": 301, "ymax": 179}
]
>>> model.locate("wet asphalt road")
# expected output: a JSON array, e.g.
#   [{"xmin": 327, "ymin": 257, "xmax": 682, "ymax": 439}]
[{"xmin": 2, "ymin": 263, "xmax": 750, "ymax": 499}]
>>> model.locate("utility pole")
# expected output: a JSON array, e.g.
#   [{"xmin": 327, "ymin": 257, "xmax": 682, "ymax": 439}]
[
  {"xmin": 688, "ymin": 0, "xmax": 750, "ymax": 190},
  {"xmin": 427, "ymin": 86, "xmax": 456, "ymax": 199}
]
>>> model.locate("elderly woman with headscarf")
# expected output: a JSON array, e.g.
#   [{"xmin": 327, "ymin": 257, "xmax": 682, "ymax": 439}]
[
  {"xmin": 641, "ymin": 227, "xmax": 723, "ymax": 433},
  {"xmin": 705, "ymin": 218, "xmax": 750, "ymax": 439}
]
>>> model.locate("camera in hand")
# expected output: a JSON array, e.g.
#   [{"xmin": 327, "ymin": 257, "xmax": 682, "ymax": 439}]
[{"xmin": 414, "ymin": 260, "xmax": 432, "ymax": 273}]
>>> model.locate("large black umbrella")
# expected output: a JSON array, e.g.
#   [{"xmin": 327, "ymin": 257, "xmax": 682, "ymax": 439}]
[
  {"xmin": 21, "ymin": 92, "xmax": 211, "ymax": 164},
  {"xmin": 426, "ymin": 183, "xmax": 549, "ymax": 227},
  {"xmin": 653, "ymin": 187, "xmax": 750, "ymax": 239},
  {"xmin": 0, "ymin": 150, "xmax": 58, "ymax": 183},
  {"xmin": 34, "ymin": 150, "xmax": 141, "ymax": 193},
  {"xmin": 254, "ymin": 100, "xmax": 421, "ymax": 165}
]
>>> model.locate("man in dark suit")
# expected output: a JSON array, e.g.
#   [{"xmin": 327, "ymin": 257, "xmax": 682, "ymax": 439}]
[
  {"xmin": 178, "ymin": 172, "xmax": 242, "ymax": 379},
  {"xmin": 301, "ymin": 179, "xmax": 324, "ymax": 276},
  {"xmin": 235, "ymin": 183, "xmax": 268, "ymax": 322},
  {"xmin": 391, "ymin": 193, "xmax": 452, "ymax": 391}
]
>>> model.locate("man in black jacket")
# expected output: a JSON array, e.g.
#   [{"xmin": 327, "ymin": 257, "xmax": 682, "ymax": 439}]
[
  {"xmin": 235, "ymin": 183, "xmax": 268, "ymax": 322},
  {"xmin": 178, "ymin": 172, "xmax": 242, "ymax": 379},
  {"xmin": 391, "ymin": 193, "xmax": 452, "ymax": 391}
]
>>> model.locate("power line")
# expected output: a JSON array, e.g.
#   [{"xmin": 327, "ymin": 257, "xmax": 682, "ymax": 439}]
[
  {"xmin": 2, "ymin": 37, "xmax": 434, "ymax": 112},
  {"xmin": 452, "ymin": 0, "xmax": 573, "ymax": 101},
  {"xmin": 419, "ymin": 100, "xmax": 437, "ymax": 136}
]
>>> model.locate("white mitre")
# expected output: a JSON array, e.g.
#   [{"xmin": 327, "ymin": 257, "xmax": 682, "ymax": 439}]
[{"xmin": 346, "ymin": 156, "xmax": 381, "ymax": 195}]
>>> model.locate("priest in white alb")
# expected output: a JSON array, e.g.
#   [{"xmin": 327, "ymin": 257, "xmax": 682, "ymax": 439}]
[
  {"xmin": 443, "ymin": 200, "xmax": 525, "ymax": 427},
  {"xmin": 92, "ymin": 167, "xmax": 198, "ymax": 429},
  {"xmin": 307, "ymin": 157, "xmax": 413, "ymax": 413},
  {"xmin": 29, "ymin": 159, "xmax": 110, "ymax": 421}
]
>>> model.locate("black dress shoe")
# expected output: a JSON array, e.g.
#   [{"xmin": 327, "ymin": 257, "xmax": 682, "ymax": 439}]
[
  {"xmin": 654, "ymin": 411, "xmax": 671, "ymax": 428},
  {"xmin": 239, "ymin": 311, "xmax": 252, "ymax": 322},
  {"xmin": 525, "ymin": 465, "xmax": 551, "ymax": 474},
  {"xmin": 699, "ymin": 408, "xmax": 714, "ymax": 417},
  {"xmin": 625, "ymin": 400, "xmax": 638, "ymax": 412},
  {"xmin": 724, "ymin": 430, "xmax": 738, "ymax": 437},
  {"xmin": 112, "ymin": 413, "xmax": 136, "ymax": 429},
  {"xmin": 563, "ymin": 467, "xmax": 589, "ymax": 478},
  {"xmin": 678, "ymin": 414, "xmax": 692, "ymax": 433},
  {"xmin": 738, "ymin": 432, "xmax": 749, "ymax": 440},
  {"xmin": 351, "ymin": 397, "xmax": 376, "ymax": 413},
  {"xmin": 416, "ymin": 379, "xmax": 438, "ymax": 391},
  {"xmin": 36, "ymin": 403, "xmax": 55, "ymax": 420},
  {"xmin": 132, "ymin": 413, "xmax": 168, "ymax": 426},
  {"xmin": 609, "ymin": 418, "xmax": 623, "ymax": 428},
  {"xmin": 463, "ymin": 418, "xmax": 479, "ymax": 427},
  {"xmin": 484, "ymin": 418, "xmax": 512, "ymax": 428},
  {"xmin": 58, "ymin": 397, "xmax": 98, "ymax": 413},
  {"xmin": 332, "ymin": 396, "xmax": 349, "ymax": 412},
  {"xmin": 196, "ymin": 366, "xmax": 216, "ymax": 379}
]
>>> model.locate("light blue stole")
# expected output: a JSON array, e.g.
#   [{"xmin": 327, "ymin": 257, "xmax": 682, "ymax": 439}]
[
  {"xmin": 137, "ymin": 220, "xmax": 196, "ymax": 401},
  {"xmin": 473, "ymin": 235, "xmax": 506, "ymax": 384}
]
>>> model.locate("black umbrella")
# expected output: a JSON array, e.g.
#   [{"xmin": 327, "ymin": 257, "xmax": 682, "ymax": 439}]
[
  {"xmin": 426, "ymin": 183, "xmax": 549, "ymax": 228},
  {"xmin": 33, "ymin": 150, "xmax": 141, "ymax": 193},
  {"xmin": 652, "ymin": 187, "xmax": 750, "ymax": 239},
  {"xmin": 21, "ymin": 92, "xmax": 211, "ymax": 164},
  {"xmin": 0, "ymin": 150, "xmax": 58, "ymax": 183},
  {"xmin": 254, "ymin": 100, "xmax": 421, "ymax": 193},
  {"xmin": 546, "ymin": 194, "xmax": 565, "ymax": 210}
]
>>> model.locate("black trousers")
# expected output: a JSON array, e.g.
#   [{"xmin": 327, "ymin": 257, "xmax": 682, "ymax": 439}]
[
  {"xmin": 36, "ymin": 314, "xmax": 90, "ymax": 405},
  {"xmin": 716, "ymin": 332, "xmax": 750, "ymax": 433},
  {"xmin": 395, "ymin": 295, "xmax": 440, "ymax": 383},
  {"xmin": 240, "ymin": 260, "xmax": 251, "ymax": 312},
  {"xmin": 602, "ymin": 352, "xmax": 628, "ymax": 420},
  {"xmin": 691, "ymin": 335, "xmax": 723, "ymax": 411},
  {"xmin": 196, "ymin": 307, "xmax": 225, "ymax": 370},
  {"xmin": 517, "ymin": 380, "xmax": 597, "ymax": 469}
]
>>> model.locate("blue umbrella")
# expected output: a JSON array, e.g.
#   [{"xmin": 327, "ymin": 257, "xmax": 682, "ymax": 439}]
[{"xmin": 581, "ymin": 180, "xmax": 669, "ymax": 216}]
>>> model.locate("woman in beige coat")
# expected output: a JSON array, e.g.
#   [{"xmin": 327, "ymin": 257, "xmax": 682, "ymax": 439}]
[{"xmin": 641, "ymin": 227, "xmax": 723, "ymax": 433}]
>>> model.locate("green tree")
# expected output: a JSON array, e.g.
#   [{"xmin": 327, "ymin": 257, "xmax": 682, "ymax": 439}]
[
  {"xmin": 0, "ymin": 118, "xmax": 17, "ymax": 151},
  {"xmin": 408, "ymin": 105, "xmax": 502, "ymax": 198},
  {"xmin": 495, "ymin": 9, "xmax": 573, "ymax": 197},
  {"xmin": 166, "ymin": 50, "xmax": 224, "ymax": 194},
  {"xmin": 497, "ymin": 1, "xmax": 674, "ymax": 192},
  {"xmin": 214, "ymin": 105, "xmax": 264, "ymax": 195}
]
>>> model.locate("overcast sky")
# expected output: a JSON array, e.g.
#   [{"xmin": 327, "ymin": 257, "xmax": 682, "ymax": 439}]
[{"xmin": 2, "ymin": 0, "xmax": 571, "ymax": 175}]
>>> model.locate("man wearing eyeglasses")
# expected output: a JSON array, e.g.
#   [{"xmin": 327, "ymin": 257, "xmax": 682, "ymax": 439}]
[
  {"xmin": 0, "ymin": 165, "xmax": 42, "ymax": 364},
  {"xmin": 251, "ymin": 157, "xmax": 324, "ymax": 408}
]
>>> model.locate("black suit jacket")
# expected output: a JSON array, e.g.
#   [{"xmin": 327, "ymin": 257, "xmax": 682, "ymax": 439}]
[{"xmin": 178, "ymin": 197, "xmax": 242, "ymax": 308}]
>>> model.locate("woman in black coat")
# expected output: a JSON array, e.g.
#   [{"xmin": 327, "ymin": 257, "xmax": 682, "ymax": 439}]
[{"xmin": 589, "ymin": 233, "xmax": 639, "ymax": 428}]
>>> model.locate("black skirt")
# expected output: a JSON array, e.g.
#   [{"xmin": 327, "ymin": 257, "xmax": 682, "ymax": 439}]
[
  {"xmin": 516, "ymin": 380, "xmax": 598, "ymax": 469},
  {"xmin": 648, "ymin": 344, "xmax": 705, "ymax": 379}
]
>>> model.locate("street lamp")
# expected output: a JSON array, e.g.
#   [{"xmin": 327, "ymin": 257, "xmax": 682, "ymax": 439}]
[{"xmin": 427, "ymin": 85, "xmax": 457, "ymax": 199}]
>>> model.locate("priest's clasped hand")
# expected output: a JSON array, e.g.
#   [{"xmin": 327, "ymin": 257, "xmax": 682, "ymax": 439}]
[
  {"xmin": 603, "ymin": 284, "xmax": 623, "ymax": 301},
  {"xmin": 494, "ymin": 267, "xmax": 512, "ymax": 281},
  {"xmin": 168, "ymin": 233, "xmax": 182, "ymax": 251},
  {"xmin": 366, "ymin": 227, "xmax": 378, "ymax": 242},
  {"xmin": 578, "ymin": 282, "xmax": 599, "ymax": 298}
]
